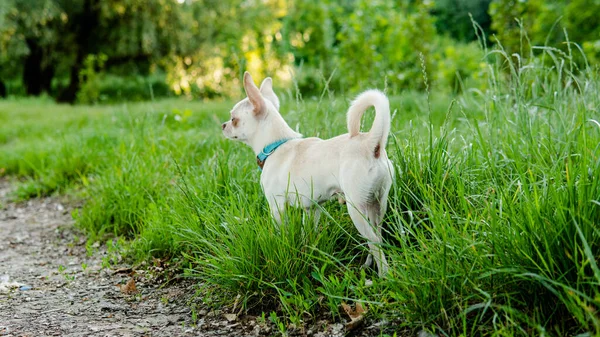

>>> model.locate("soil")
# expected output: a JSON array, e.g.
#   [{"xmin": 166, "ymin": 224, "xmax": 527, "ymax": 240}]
[{"xmin": 0, "ymin": 181, "xmax": 393, "ymax": 337}]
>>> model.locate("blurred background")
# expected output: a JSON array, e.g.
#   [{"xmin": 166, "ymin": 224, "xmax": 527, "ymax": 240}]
[{"xmin": 0, "ymin": 0, "xmax": 598, "ymax": 104}]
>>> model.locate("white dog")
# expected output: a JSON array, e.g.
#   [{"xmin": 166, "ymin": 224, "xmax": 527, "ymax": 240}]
[{"xmin": 222, "ymin": 72, "xmax": 394, "ymax": 276}]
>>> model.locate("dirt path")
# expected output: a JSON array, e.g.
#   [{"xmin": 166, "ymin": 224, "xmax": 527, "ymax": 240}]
[
  {"xmin": 0, "ymin": 184, "xmax": 192, "ymax": 336},
  {"xmin": 0, "ymin": 182, "xmax": 254, "ymax": 337}
]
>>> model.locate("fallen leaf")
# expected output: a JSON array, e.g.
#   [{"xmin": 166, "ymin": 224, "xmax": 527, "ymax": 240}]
[
  {"xmin": 152, "ymin": 257, "xmax": 164, "ymax": 268},
  {"xmin": 119, "ymin": 277, "xmax": 137, "ymax": 294},
  {"xmin": 341, "ymin": 302, "xmax": 367, "ymax": 331}
]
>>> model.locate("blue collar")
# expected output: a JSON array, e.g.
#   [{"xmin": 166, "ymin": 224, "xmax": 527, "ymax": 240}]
[{"xmin": 256, "ymin": 138, "xmax": 292, "ymax": 171}]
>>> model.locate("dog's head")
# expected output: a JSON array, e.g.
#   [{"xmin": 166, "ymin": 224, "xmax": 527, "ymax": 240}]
[{"xmin": 222, "ymin": 72, "xmax": 280, "ymax": 143}]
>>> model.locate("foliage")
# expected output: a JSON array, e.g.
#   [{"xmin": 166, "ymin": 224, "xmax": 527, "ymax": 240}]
[
  {"xmin": 78, "ymin": 72, "xmax": 172, "ymax": 104},
  {"xmin": 432, "ymin": 0, "xmax": 493, "ymax": 42},
  {"xmin": 0, "ymin": 0, "xmax": 486, "ymax": 100},
  {"xmin": 161, "ymin": 0, "xmax": 443, "ymax": 98},
  {"xmin": 489, "ymin": 0, "xmax": 563, "ymax": 56},
  {"xmin": 77, "ymin": 54, "xmax": 108, "ymax": 104},
  {"xmin": 564, "ymin": 0, "xmax": 600, "ymax": 65},
  {"xmin": 431, "ymin": 37, "xmax": 488, "ymax": 93},
  {"xmin": 277, "ymin": 0, "xmax": 438, "ymax": 95},
  {"xmin": 0, "ymin": 0, "xmax": 196, "ymax": 101},
  {"xmin": 163, "ymin": 0, "xmax": 284, "ymax": 98},
  {"xmin": 489, "ymin": 0, "xmax": 600, "ymax": 65},
  {"xmin": 3, "ymin": 0, "xmax": 600, "ymax": 101}
]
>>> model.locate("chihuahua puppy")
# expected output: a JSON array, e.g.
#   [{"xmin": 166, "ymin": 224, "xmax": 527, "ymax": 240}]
[{"xmin": 222, "ymin": 72, "xmax": 394, "ymax": 276}]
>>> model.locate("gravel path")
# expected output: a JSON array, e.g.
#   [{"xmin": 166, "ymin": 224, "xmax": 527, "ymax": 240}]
[{"xmin": 0, "ymin": 182, "xmax": 206, "ymax": 336}]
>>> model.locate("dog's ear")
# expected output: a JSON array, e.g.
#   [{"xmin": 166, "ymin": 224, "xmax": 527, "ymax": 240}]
[
  {"xmin": 259, "ymin": 77, "xmax": 280, "ymax": 110},
  {"xmin": 243, "ymin": 72, "xmax": 265, "ymax": 116}
]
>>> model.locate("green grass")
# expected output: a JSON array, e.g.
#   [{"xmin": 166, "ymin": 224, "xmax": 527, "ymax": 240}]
[{"xmin": 1, "ymin": 47, "xmax": 599, "ymax": 336}]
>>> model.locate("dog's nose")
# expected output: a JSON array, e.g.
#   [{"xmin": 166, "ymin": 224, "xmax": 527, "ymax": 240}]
[{"xmin": 221, "ymin": 122, "xmax": 226, "ymax": 130}]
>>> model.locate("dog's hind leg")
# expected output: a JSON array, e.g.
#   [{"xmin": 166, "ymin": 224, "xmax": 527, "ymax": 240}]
[
  {"xmin": 361, "ymin": 164, "xmax": 394, "ymax": 272},
  {"xmin": 362, "ymin": 254, "xmax": 373, "ymax": 269},
  {"xmin": 361, "ymin": 199, "xmax": 386, "ymax": 270},
  {"xmin": 346, "ymin": 201, "xmax": 389, "ymax": 277},
  {"xmin": 304, "ymin": 207, "xmax": 321, "ymax": 229}
]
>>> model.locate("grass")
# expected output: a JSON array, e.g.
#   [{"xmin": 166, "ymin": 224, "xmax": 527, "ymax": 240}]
[{"xmin": 1, "ymin": 46, "xmax": 599, "ymax": 336}]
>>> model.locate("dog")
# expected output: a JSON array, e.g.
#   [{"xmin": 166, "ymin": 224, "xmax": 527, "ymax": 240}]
[{"xmin": 222, "ymin": 72, "xmax": 394, "ymax": 276}]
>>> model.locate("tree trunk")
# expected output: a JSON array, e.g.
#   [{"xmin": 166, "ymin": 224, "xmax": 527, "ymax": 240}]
[
  {"xmin": 23, "ymin": 38, "xmax": 55, "ymax": 96},
  {"xmin": 58, "ymin": 0, "xmax": 98, "ymax": 103},
  {"xmin": 23, "ymin": 39, "xmax": 44, "ymax": 96},
  {"xmin": 41, "ymin": 66, "xmax": 55, "ymax": 94},
  {"xmin": 0, "ymin": 80, "xmax": 6, "ymax": 98},
  {"xmin": 58, "ymin": 55, "xmax": 82, "ymax": 103}
]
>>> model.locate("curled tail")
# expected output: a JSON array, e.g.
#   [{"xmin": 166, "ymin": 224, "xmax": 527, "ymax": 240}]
[{"xmin": 347, "ymin": 89, "xmax": 390, "ymax": 158}]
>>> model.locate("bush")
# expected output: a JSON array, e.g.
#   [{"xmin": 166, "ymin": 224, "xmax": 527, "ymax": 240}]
[
  {"xmin": 431, "ymin": 37, "xmax": 488, "ymax": 93},
  {"xmin": 78, "ymin": 72, "xmax": 172, "ymax": 104}
]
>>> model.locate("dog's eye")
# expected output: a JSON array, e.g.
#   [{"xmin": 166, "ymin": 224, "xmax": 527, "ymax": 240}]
[{"xmin": 231, "ymin": 117, "xmax": 239, "ymax": 127}]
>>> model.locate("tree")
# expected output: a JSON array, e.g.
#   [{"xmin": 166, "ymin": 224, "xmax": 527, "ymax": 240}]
[
  {"xmin": 0, "ymin": 0, "xmax": 197, "ymax": 102},
  {"xmin": 564, "ymin": 0, "xmax": 600, "ymax": 65},
  {"xmin": 274, "ymin": 0, "xmax": 438, "ymax": 94},
  {"xmin": 164, "ymin": 0, "xmax": 285, "ymax": 98},
  {"xmin": 432, "ymin": 0, "xmax": 493, "ymax": 42},
  {"xmin": 489, "ymin": 0, "xmax": 600, "ymax": 66},
  {"xmin": 489, "ymin": 0, "xmax": 577, "ymax": 57},
  {"xmin": 0, "ymin": 0, "xmax": 65, "ymax": 96}
]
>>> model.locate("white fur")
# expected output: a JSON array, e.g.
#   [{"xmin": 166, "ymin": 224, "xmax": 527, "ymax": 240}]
[{"xmin": 222, "ymin": 72, "xmax": 394, "ymax": 277}]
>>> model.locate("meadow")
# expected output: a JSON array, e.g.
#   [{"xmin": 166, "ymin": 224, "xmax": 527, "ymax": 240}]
[{"xmin": 1, "ymin": 50, "xmax": 599, "ymax": 336}]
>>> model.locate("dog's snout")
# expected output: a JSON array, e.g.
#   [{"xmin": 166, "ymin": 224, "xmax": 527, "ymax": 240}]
[{"xmin": 221, "ymin": 122, "xmax": 227, "ymax": 130}]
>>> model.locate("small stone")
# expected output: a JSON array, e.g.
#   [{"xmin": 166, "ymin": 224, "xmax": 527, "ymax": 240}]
[
  {"xmin": 224, "ymin": 313, "xmax": 237, "ymax": 322},
  {"xmin": 207, "ymin": 310, "xmax": 221, "ymax": 317},
  {"xmin": 99, "ymin": 301, "xmax": 124, "ymax": 312},
  {"xmin": 418, "ymin": 330, "xmax": 438, "ymax": 337}
]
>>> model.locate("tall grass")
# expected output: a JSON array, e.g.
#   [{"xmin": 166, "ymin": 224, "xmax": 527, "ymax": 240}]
[
  {"xmin": 0, "ymin": 42, "xmax": 598, "ymax": 335},
  {"xmin": 380, "ymin": 46, "xmax": 600, "ymax": 334}
]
